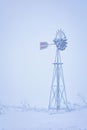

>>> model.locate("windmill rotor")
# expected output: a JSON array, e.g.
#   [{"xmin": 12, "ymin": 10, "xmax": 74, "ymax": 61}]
[{"xmin": 53, "ymin": 29, "xmax": 67, "ymax": 50}]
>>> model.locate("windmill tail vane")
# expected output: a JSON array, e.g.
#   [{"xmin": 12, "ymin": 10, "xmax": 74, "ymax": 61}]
[{"xmin": 40, "ymin": 42, "xmax": 48, "ymax": 50}]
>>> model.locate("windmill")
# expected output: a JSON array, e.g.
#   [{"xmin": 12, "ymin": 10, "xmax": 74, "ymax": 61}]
[{"xmin": 40, "ymin": 29, "xmax": 68, "ymax": 110}]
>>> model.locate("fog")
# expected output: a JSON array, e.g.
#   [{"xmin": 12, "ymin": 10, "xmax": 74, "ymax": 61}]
[{"xmin": 0, "ymin": 0, "xmax": 87, "ymax": 108}]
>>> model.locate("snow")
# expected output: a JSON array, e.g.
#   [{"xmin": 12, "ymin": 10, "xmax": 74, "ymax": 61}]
[{"xmin": 0, "ymin": 106, "xmax": 87, "ymax": 130}]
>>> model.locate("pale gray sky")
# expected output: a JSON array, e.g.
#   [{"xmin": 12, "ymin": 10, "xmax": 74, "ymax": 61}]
[{"xmin": 0, "ymin": 0, "xmax": 87, "ymax": 107}]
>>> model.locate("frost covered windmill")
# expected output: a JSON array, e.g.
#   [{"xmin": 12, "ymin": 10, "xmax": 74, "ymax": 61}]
[{"xmin": 40, "ymin": 29, "xmax": 68, "ymax": 110}]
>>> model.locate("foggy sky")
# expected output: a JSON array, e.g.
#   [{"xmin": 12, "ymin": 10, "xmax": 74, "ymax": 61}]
[{"xmin": 0, "ymin": 0, "xmax": 87, "ymax": 107}]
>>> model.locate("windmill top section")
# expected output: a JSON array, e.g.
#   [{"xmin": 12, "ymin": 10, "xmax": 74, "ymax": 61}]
[
  {"xmin": 53, "ymin": 29, "xmax": 67, "ymax": 51},
  {"xmin": 40, "ymin": 29, "xmax": 67, "ymax": 51}
]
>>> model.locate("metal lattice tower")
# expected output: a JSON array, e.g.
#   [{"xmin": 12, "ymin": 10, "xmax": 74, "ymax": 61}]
[{"xmin": 40, "ymin": 29, "xmax": 68, "ymax": 110}]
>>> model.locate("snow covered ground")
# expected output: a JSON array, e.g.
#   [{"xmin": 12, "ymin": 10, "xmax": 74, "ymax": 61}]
[{"xmin": 0, "ymin": 105, "xmax": 87, "ymax": 130}]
